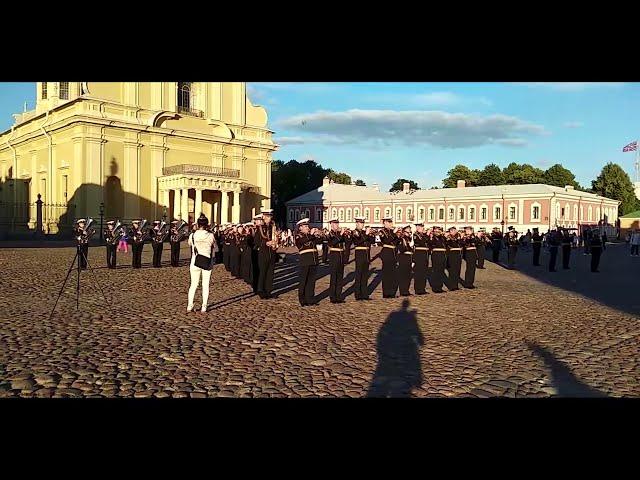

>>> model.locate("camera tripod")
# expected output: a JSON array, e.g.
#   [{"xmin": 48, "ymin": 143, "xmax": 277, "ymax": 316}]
[{"xmin": 48, "ymin": 243, "xmax": 112, "ymax": 321}]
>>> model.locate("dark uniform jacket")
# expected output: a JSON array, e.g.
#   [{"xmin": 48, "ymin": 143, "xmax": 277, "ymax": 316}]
[{"xmin": 295, "ymin": 233, "xmax": 321, "ymax": 266}]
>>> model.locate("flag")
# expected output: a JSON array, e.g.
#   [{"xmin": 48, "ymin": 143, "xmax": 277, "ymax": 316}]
[{"xmin": 622, "ymin": 141, "xmax": 637, "ymax": 152}]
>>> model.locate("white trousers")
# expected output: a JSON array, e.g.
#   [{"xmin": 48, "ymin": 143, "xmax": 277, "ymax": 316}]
[{"xmin": 188, "ymin": 265, "xmax": 212, "ymax": 311}]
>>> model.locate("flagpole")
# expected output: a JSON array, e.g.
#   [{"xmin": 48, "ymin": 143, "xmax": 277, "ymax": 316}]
[{"xmin": 636, "ymin": 139, "xmax": 639, "ymax": 183}]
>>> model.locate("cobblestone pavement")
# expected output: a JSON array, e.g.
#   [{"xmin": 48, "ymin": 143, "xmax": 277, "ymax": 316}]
[{"xmin": 0, "ymin": 242, "xmax": 638, "ymax": 398}]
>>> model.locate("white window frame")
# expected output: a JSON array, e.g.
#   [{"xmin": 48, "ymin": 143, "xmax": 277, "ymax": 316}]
[
  {"xmin": 374, "ymin": 208, "xmax": 380, "ymax": 221},
  {"xmin": 573, "ymin": 205, "xmax": 578, "ymax": 222},
  {"xmin": 346, "ymin": 208, "xmax": 352, "ymax": 222},
  {"xmin": 331, "ymin": 207, "xmax": 337, "ymax": 219},
  {"xmin": 468, "ymin": 205, "xmax": 476, "ymax": 222},
  {"xmin": 531, "ymin": 202, "xmax": 541, "ymax": 222},
  {"xmin": 396, "ymin": 207, "xmax": 403, "ymax": 222},
  {"xmin": 323, "ymin": 209, "xmax": 328, "ymax": 221},
  {"xmin": 354, "ymin": 207, "xmax": 360, "ymax": 219},
  {"xmin": 509, "ymin": 202, "xmax": 517, "ymax": 221},
  {"xmin": 365, "ymin": 208, "xmax": 370, "ymax": 221},
  {"xmin": 493, "ymin": 203, "xmax": 502, "ymax": 221},
  {"xmin": 588, "ymin": 206, "xmax": 593, "ymax": 222},
  {"xmin": 448, "ymin": 207, "xmax": 455, "ymax": 221},
  {"xmin": 407, "ymin": 207, "xmax": 413, "ymax": 222},
  {"xmin": 384, "ymin": 207, "xmax": 391, "ymax": 219},
  {"xmin": 580, "ymin": 205, "xmax": 584, "ymax": 221},
  {"xmin": 458, "ymin": 206, "xmax": 465, "ymax": 221},
  {"xmin": 438, "ymin": 207, "xmax": 445, "ymax": 221},
  {"xmin": 480, "ymin": 204, "xmax": 488, "ymax": 222},
  {"xmin": 428, "ymin": 207, "xmax": 435, "ymax": 221},
  {"xmin": 596, "ymin": 206, "xmax": 601, "ymax": 221},
  {"xmin": 339, "ymin": 208, "xmax": 345, "ymax": 222},
  {"xmin": 289, "ymin": 209, "xmax": 294, "ymax": 222}
]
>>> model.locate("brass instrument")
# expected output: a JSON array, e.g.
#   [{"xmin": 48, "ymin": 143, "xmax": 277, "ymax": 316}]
[
  {"xmin": 270, "ymin": 223, "xmax": 279, "ymax": 250},
  {"xmin": 76, "ymin": 218, "xmax": 96, "ymax": 244},
  {"xmin": 154, "ymin": 221, "xmax": 170, "ymax": 243},
  {"xmin": 105, "ymin": 220, "xmax": 125, "ymax": 245},
  {"xmin": 171, "ymin": 220, "xmax": 189, "ymax": 243}
]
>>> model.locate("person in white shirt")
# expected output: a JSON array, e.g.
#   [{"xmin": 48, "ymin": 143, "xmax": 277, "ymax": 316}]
[{"xmin": 187, "ymin": 214, "xmax": 217, "ymax": 313}]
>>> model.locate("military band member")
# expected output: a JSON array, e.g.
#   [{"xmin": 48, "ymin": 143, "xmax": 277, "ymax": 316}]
[
  {"xmin": 352, "ymin": 217, "xmax": 375, "ymax": 300},
  {"xmin": 321, "ymin": 231, "xmax": 329, "ymax": 264},
  {"xmin": 445, "ymin": 226, "xmax": 463, "ymax": 291},
  {"xmin": 532, "ymin": 227, "xmax": 543, "ymax": 266},
  {"xmin": 251, "ymin": 215, "xmax": 263, "ymax": 294},
  {"xmin": 230, "ymin": 225, "xmax": 242, "ymax": 278},
  {"xmin": 104, "ymin": 220, "xmax": 119, "ymax": 269},
  {"xmin": 255, "ymin": 209, "xmax": 278, "ymax": 299},
  {"xmin": 74, "ymin": 218, "xmax": 90, "ymax": 270},
  {"xmin": 151, "ymin": 220, "xmax": 166, "ymax": 268},
  {"xmin": 561, "ymin": 228, "xmax": 572, "ymax": 270},
  {"xmin": 505, "ymin": 226, "xmax": 519, "ymax": 269},
  {"xmin": 396, "ymin": 225, "xmax": 414, "ymax": 297},
  {"xmin": 327, "ymin": 218, "xmax": 347, "ymax": 303},
  {"xmin": 548, "ymin": 227, "xmax": 561, "ymax": 272},
  {"xmin": 378, "ymin": 217, "xmax": 400, "ymax": 298},
  {"xmin": 295, "ymin": 218, "xmax": 321, "ymax": 306},
  {"xmin": 475, "ymin": 228, "xmax": 490, "ymax": 269},
  {"xmin": 462, "ymin": 226, "xmax": 478, "ymax": 289},
  {"xmin": 241, "ymin": 223, "xmax": 254, "ymax": 285},
  {"xmin": 223, "ymin": 226, "xmax": 232, "ymax": 272},
  {"xmin": 169, "ymin": 220, "xmax": 187, "ymax": 267},
  {"xmin": 428, "ymin": 226, "xmax": 447, "ymax": 293},
  {"xmin": 412, "ymin": 223, "xmax": 429, "ymax": 295},
  {"xmin": 129, "ymin": 219, "xmax": 145, "ymax": 269},
  {"xmin": 589, "ymin": 229, "xmax": 603, "ymax": 272},
  {"xmin": 213, "ymin": 224, "xmax": 224, "ymax": 264},
  {"xmin": 490, "ymin": 227, "xmax": 503, "ymax": 263}
]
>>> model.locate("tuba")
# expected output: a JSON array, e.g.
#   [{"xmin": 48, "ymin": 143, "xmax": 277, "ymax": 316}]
[{"xmin": 271, "ymin": 223, "xmax": 279, "ymax": 250}]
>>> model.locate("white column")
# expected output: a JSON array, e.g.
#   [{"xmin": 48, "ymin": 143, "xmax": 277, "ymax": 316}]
[
  {"xmin": 181, "ymin": 188, "xmax": 189, "ymax": 221},
  {"xmin": 221, "ymin": 190, "xmax": 229, "ymax": 223},
  {"xmin": 163, "ymin": 189, "xmax": 170, "ymax": 215},
  {"xmin": 232, "ymin": 190, "xmax": 240, "ymax": 223},
  {"xmin": 195, "ymin": 189, "xmax": 203, "ymax": 220},
  {"xmin": 251, "ymin": 207, "xmax": 256, "ymax": 219},
  {"xmin": 173, "ymin": 189, "xmax": 180, "ymax": 220},
  {"xmin": 213, "ymin": 198, "xmax": 219, "ymax": 224}
]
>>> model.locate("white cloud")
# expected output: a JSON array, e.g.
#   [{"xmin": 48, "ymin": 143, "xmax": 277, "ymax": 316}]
[
  {"xmin": 363, "ymin": 91, "xmax": 493, "ymax": 108},
  {"xmin": 278, "ymin": 109, "xmax": 546, "ymax": 149},
  {"xmin": 563, "ymin": 121, "xmax": 584, "ymax": 128},
  {"xmin": 513, "ymin": 82, "xmax": 625, "ymax": 91}
]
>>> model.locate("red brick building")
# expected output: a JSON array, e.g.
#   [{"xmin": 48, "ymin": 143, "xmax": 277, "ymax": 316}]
[{"xmin": 286, "ymin": 177, "xmax": 620, "ymax": 234}]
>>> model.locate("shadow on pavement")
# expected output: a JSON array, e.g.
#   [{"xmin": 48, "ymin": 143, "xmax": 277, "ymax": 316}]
[
  {"xmin": 486, "ymin": 243, "xmax": 640, "ymax": 316},
  {"xmin": 526, "ymin": 341, "xmax": 608, "ymax": 398},
  {"xmin": 367, "ymin": 299, "xmax": 424, "ymax": 398}
]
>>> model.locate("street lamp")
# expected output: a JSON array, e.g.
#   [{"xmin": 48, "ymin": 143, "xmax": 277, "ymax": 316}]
[
  {"xmin": 162, "ymin": 206, "xmax": 167, "ymax": 223},
  {"xmin": 99, "ymin": 202, "xmax": 104, "ymax": 242},
  {"xmin": 500, "ymin": 219, "xmax": 505, "ymax": 235}
]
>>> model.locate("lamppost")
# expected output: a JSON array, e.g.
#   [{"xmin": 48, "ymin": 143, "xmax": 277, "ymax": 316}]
[
  {"xmin": 99, "ymin": 202, "xmax": 104, "ymax": 242},
  {"xmin": 500, "ymin": 219, "xmax": 505, "ymax": 235},
  {"xmin": 162, "ymin": 206, "xmax": 167, "ymax": 223}
]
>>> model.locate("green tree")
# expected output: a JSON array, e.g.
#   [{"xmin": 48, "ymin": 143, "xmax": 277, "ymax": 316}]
[
  {"xmin": 326, "ymin": 169, "xmax": 352, "ymax": 185},
  {"xmin": 270, "ymin": 159, "xmax": 327, "ymax": 226},
  {"xmin": 543, "ymin": 164, "xmax": 580, "ymax": 188},
  {"xmin": 389, "ymin": 178, "xmax": 420, "ymax": 192},
  {"xmin": 502, "ymin": 162, "xmax": 545, "ymax": 184},
  {"xmin": 442, "ymin": 164, "xmax": 480, "ymax": 188},
  {"xmin": 591, "ymin": 163, "xmax": 638, "ymax": 215},
  {"xmin": 355, "ymin": 179, "xmax": 366, "ymax": 186},
  {"xmin": 477, "ymin": 163, "xmax": 505, "ymax": 186}
]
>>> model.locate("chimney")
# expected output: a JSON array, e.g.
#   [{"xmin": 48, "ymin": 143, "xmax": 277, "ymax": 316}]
[
  {"xmin": 323, "ymin": 176, "xmax": 330, "ymax": 186},
  {"xmin": 403, "ymin": 182, "xmax": 410, "ymax": 193},
  {"xmin": 371, "ymin": 183, "xmax": 379, "ymax": 191},
  {"xmin": 565, "ymin": 185, "xmax": 574, "ymax": 191},
  {"xmin": 457, "ymin": 180, "xmax": 466, "ymax": 188}
]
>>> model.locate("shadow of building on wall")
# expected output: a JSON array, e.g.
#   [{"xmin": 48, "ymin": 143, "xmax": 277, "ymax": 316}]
[{"xmin": 0, "ymin": 159, "xmax": 161, "ymax": 241}]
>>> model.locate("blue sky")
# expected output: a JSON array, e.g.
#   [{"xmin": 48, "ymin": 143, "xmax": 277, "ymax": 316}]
[{"xmin": 2, "ymin": 82, "xmax": 638, "ymax": 189}]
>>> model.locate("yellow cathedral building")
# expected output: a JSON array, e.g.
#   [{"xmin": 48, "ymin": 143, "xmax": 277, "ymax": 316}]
[{"xmin": 0, "ymin": 82, "xmax": 277, "ymax": 233}]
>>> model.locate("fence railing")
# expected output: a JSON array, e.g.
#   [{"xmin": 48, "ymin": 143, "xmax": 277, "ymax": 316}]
[
  {"xmin": 177, "ymin": 106, "xmax": 204, "ymax": 118},
  {"xmin": 0, "ymin": 198, "xmax": 76, "ymax": 234},
  {"xmin": 162, "ymin": 164, "xmax": 240, "ymax": 178}
]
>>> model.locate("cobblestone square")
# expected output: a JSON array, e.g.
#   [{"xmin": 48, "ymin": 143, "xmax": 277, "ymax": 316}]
[{"xmin": 0, "ymin": 242, "xmax": 638, "ymax": 398}]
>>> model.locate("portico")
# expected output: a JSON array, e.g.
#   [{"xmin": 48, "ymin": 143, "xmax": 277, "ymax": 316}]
[{"xmin": 158, "ymin": 164, "xmax": 261, "ymax": 224}]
